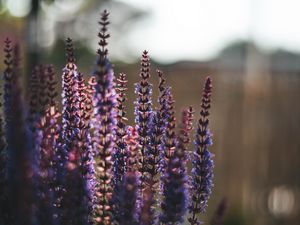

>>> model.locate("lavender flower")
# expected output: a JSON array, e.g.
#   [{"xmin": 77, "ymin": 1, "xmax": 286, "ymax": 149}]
[
  {"xmin": 145, "ymin": 70, "xmax": 168, "ymax": 185},
  {"xmin": 61, "ymin": 70, "xmax": 95, "ymax": 225},
  {"xmin": 93, "ymin": 10, "xmax": 117, "ymax": 225},
  {"xmin": 188, "ymin": 77, "xmax": 214, "ymax": 225},
  {"xmin": 38, "ymin": 64, "xmax": 50, "ymax": 115},
  {"xmin": 84, "ymin": 76, "xmax": 97, "ymax": 124},
  {"xmin": 54, "ymin": 38, "xmax": 78, "ymax": 222},
  {"xmin": 45, "ymin": 65, "xmax": 58, "ymax": 106},
  {"xmin": 160, "ymin": 87, "xmax": 177, "ymax": 174},
  {"xmin": 113, "ymin": 73, "xmax": 128, "ymax": 184},
  {"xmin": 0, "ymin": 38, "xmax": 12, "ymax": 225},
  {"xmin": 134, "ymin": 50, "xmax": 153, "ymax": 190},
  {"xmin": 61, "ymin": 38, "xmax": 77, "ymax": 148},
  {"xmin": 28, "ymin": 65, "xmax": 41, "ymax": 131},
  {"xmin": 138, "ymin": 183, "xmax": 155, "ymax": 225},
  {"xmin": 0, "ymin": 94, "xmax": 6, "ymax": 225},
  {"xmin": 84, "ymin": 76, "xmax": 97, "ymax": 206},
  {"xmin": 177, "ymin": 106, "xmax": 195, "ymax": 166},
  {"xmin": 112, "ymin": 73, "xmax": 129, "ymax": 223},
  {"xmin": 35, "ymin": 104, "xmax": 61, "ymax": 225},
  {"xmin": 157, "ymin": 69, "xmax": 170, "ymax": 140},
  {"xmin": 159, "ymin": 106, "xmax": 193, "ymax": 225},
  {"xmin": 119, "ymin": 171, "xmax": 138, "ymax": 225},
  {"xmin": 125, "ymin": 126, "xmax": 141, "ymax": 173},
  {"xmin": 4, "ymin": 43, "xmax": 34, "ymax": 225},
  {"xmin": 160, "ymin": 151, "xmax": 188, "ymax": 224}
]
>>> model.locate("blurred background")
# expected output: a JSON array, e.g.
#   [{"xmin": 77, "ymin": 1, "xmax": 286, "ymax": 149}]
[{"xmin": 0, "ymin": 0, "xmax": 299, "ymax": 224}]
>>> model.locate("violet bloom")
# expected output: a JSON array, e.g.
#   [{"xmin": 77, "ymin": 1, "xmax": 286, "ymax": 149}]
[
  {"xmin": 0, "ymin": 38, "xmax": 12, "ymax": 225},
  {"xmin": 163, "ymin": 107, "xmax": 194, "ymax": 224},
  {"xmin": 28, "ymin": 65, "xmax": 42, "ymax": 131},
  {"xmin": 61, "ymin": 39, "xmax": 77, "ymax": 148},
  {"xmin": 157, "ymin": 70, "xmax": 169, "ymax": 132},
  {"xmin": 58, "ymin": 38, "xmax": 95, "ymax": 224},
  {"xmin": 93, "ymin": 62, "xmax": 116, "ymax": 225},
  {"xmin": 159, "ymin": 107, "xmax": 193, "ymax": 225},
  {"xmin": 54, "ymin": 38, "xmax": 78, "ymax": 212},
  {"xmin": 38, "ymin": 65, "xmax": 49, "ymax": 115},
  {"xmin": 146, "ymin": 70, "xmax": 169, "ymax": 185},
  {"xmin": 188, "ymin": 77, "xmax": 214, "ymax": 225},
  {"xmin": 138, "ymin": 183, "xmax": 155, "ymax": 225},
  {"xmin": 113, "ymin": 72, "xmax": 128, "ymax": 185},
  {"xmin": 93, "ymin": 10, "xmax": 117, "ymax": 225},
  {"xmin": 83, "ymin": 76, "xmax": 97, "ymax": 210},
  {"xmin": 159, "ymin": 87, "xmax": 177, "ymax": 174},
  {"xmin": 35, "ymin": 105, "xmax": 61, "ymax": 225},
  {"xmin": 112, "ymin": 73, "xmax": 129, "ymax": 223},
  {"xmin": 34, "ymin": 61, "xmax": 60, "ymax": 225},
  {"xmin": 45, "ymin": 65, "xmax": 58, "ymax": 106},
  {"xmin": 177, "ymin": 106, "xmax": 195, "ymax": 166},
  {"xmin": 160, "ymin": 151, "xmax": 188, "ymax": 224},
  {"xmin": 61, "ymin": 70, "xmax": 95, "ymax": 225},
  {"xmin": 4, "ymin": 43, "xmax": 34, "ymax": 225},
  {"xmin": 125, "ymin": 126, "xmax": 140, "ymax": 173},
  {"xmin": 134, "ymin": 50, "xmax": 153, "ymax": 189},
  {"xmin": 119, "ymin": 171, "xmax": 138, "ymax": 225}
]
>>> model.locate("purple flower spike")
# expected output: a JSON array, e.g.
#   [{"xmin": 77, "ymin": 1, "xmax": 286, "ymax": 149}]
[
  {"xmin": 177, "ymin": 106, "xmax": 195, "ymax": 165},
  {"xmin": 62, "ymin": 71, "xmax": 95, "ymax": 225},
  {"xmin": 159, "ymin": 108, "xmax": 193, "ymax": 225},
  {"xmin": 125, "ymin": 126, "xmax": 141, "ymax": 173},
  {"xmin": 61, "ymin": 38, "xmax": 77, "ymax": 147},
  {"xmin": 45, "ymin": 65, "xmax": 58, "ymax": 106},
  {"xmin": 4, "ymin": 43, "xmax": 34, "ymax": 225},
  {"xmin": 35, "ymin": 105, "xmax": 61, "ymax": 225},
  {"xmin": 160, "ymin": 87, "xmax": 177, "ymax": 174},
  {"xmin": 28, "ymin": 65, "xmax": 41, "ymax": 131},
  {"xmin": 0, "ymin": 38, "xmax": 13, "ymax": 225},
  {"xmin": 38, "ymin": 65, "xmax": 49, "ymax": 115},
  {"xmin": 113, "ymin": 72, "xmax": 128, "ymax": 185},
  {"xmin": 160, "ymin": 153, "xmax": 188, "ymax": 224},
  {"xmin": 146, "ymin": 70, "xmax": 168, "ymax": 185},
  {"xmin": 139, "ymin": 183, "xmax": 155, "ymax": 225},
  {"xmin": 84, "ymin": 76, "xmax": 97, "ymax": 123},
  {"xmin": 188, "ymin": 77, "xmax": 214, "ymax": 225},
  {"xmin": 119, "ymin": 171, "xmax": 138, "ymax": 225},
  {"xmin": 112, "ymin": 73, "xmax": 129, "ymax": 224},
  {"xmin": 134, "ymin": 50, "xmax": 153, "ymax": 190},
  {"xmin": 93, "ymin": 10, "xmax": 117, "ymax": 225}
]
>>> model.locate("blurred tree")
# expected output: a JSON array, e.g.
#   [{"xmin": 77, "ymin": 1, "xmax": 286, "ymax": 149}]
[{"xmin": 1, "ymin": 0, "xmax": 147, "ymax": 88}]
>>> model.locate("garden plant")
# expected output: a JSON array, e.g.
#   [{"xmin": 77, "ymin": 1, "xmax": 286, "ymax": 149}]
[{"xmin": 0, "ymin": 10, "xmax": 221, "ymax": 225}]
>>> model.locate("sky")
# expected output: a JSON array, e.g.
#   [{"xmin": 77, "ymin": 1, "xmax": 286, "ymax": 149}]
[
  {"xmin": 118, "ymin": 0, "xmax": 300, "ymax": 63},
  {"xmin": 3, "ymin": 0, "xmax": 300, "ymax": 63}
]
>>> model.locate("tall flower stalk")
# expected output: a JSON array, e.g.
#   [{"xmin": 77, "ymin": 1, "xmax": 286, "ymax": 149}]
[
  {"xmin": 93, "ymin": 10, "xmax": 117, "ymax": 225},
  {"xmin": 0, "ymin": 38, "xmax": 12, "ymax": 225},
  {"xmin": 4, "ymin": 43, "xmax": 34, "ymax": 225},
  {"xmin": 188, "ymin": 77, "xmax": 214, "ymax": 225},
  {"xmin": 35, "ymin": 104, "xmax": 61, "ymax": 225},
  {"xmin": 134, "ymin": 50, "xmax": 153, "ymax": 190},
  {"xmin": 62, "ymin": 70, "xmax": 94, "ymax": 225},
  {"xmin": 159, "ymin": 107, "xmax": 194, "ymax": 225},
  {"xmin": 112, "ymin": 73, "xmax": 129, "ymax": 223}
]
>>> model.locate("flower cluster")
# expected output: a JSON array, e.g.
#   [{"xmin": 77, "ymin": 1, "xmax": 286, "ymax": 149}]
[{"xmin": 0, "ymin": 10, "xmax": 219, "ymax": 225}]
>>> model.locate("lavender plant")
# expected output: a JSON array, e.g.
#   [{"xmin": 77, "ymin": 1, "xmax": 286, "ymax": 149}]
[
  {"xmin": 188, "ymin": 77, "xmax": 214, "ymax": 225},
  {"xmin": 0, "ymin": 10, "xmax": 220, "ymax": 225}
]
